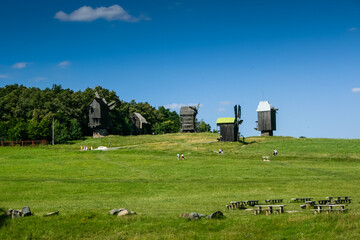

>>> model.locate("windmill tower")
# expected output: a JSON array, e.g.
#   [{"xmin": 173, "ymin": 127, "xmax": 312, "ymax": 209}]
[
  {"xmin": 216, "ymin": 104, "xmax": 243, "ymax": 142},
  {"xmin": 180, "ymin": 104, "xmax": 199, "ymax": 132},
  {"xmin": 255, "ymin": 101, "xmax": 278, "ymax": 136},
  {"xmin": 88, "ymin": 90, "xmax": 116, "ymax": 138}
]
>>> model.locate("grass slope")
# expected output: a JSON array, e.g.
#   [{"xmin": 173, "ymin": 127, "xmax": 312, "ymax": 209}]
[{"xmin": 0, "ymin": 133, "xmax": 359, "ymax": 239}]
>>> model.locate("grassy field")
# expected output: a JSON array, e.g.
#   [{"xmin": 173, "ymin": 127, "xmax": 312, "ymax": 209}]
[{"xmin": 0, "ymin": 133, "xmax": 359, "ymax": 239}]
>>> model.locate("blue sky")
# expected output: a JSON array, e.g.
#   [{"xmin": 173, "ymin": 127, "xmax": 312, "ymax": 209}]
[{"xmin": 1, "ymin": 0, "xmax": 360, "ymax": 138}]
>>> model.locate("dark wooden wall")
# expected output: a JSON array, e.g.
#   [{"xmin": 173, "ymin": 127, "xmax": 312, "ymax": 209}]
[
  {"xmin": 219, "ymin": 123, "xmax": 238, "ymax": 142},
  {"xmin": 257, "ymin": 110, "xmax": 276, "ymax": 131}
]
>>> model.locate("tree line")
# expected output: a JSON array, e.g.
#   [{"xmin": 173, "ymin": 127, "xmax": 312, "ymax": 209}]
[{"xmin": 0, "ymin": 84, "xmax": 210, "ymax": 143}]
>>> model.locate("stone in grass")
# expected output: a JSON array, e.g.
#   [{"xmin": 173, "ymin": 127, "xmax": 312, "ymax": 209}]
[
  {"xmin": 206, "ymin": 211, "xmax": 225, "ymax": 219},
  {"xmin": 44, "ymin": 211, "xmax": 59, "ymax": 217},
  {"xmin": 12, "ymin": 210, "xmax": 21, "ymax": 219},
  {"xmin": 117, "ymin": 209, "xmax": 131, "ymax": 216},
  {"xmin": 6, "ymin": 209, "xmax": 14, "ymax": 216},
  {"xmin": 179, "ymin": 213, "xmax": 206, "ymax": 220},
  {"xmin": 109, "ymin": 209, "xmax": 121, "ymax": 215},
  {"xmin": 21, "ymin": 206, "xmax": 32, "ymax": 217}
]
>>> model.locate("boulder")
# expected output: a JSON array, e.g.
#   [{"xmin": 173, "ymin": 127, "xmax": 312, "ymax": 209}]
[
  {"xmin": 21, "ymin": 206, "xmax": 31, "ymax": 217},
  {"xmin": 109, "ymin": 209, "xmax": 121, "ymax": 215},
  {"xmin": 12, "ymin": 210, "xmax": 21, "ymax": 219},
  {"xmin": 189, "ymin": 212, "xmax": 200, "ymax": 220},
  {"xmin": 6, "ymin": 209, "xmax": 14, "ymax": 216},
  {"xmin": 206, "ymin": 211, "xmax": 224, "ymax": 219},
  {"xmin": 117, "ymin": 209, "xmax": 131, "ymax": 216}
]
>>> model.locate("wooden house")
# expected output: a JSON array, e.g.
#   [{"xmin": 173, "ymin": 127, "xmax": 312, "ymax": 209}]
[
  {"xmin": 256, "ymin": 101, "xmax": 278, "ymax": 136},
  {"xmin": 180, "ymin": 106, "xmax": 198, "ymax": 132},
  {"xmin": 216, "ymin": 117, "xmax": 239, "ymax": 142},
  {"xmin": 131, "ymin": 112, "xmax": 148, "ymax": 135}
]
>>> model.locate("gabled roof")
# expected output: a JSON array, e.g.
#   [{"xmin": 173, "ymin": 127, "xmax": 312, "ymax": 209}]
[
  {"xmin": 216, "ymin": 117, "xmax": 235, "ymax": 125},
  {"xmin": 256, "ymin": 101, "xmax": 275, "ymax": 112},
  {"xmin": 180, "ymin": 106, "xmax": 197, "ymax": 115},
  {"xmin": 133, "ymin": 112, "xmax": 148, "ymax": 123}
]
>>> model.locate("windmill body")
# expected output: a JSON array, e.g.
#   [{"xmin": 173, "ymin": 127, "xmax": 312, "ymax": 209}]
[
  {"xmin": 216, "ymin": 105, "xmax": 243, "ymax": 142},
  {"xmin": 88, "ymin": 90, "xmax": 116, "ymax": 137},
  {"xmin": 180, "ymin": 105, "xmax": 198, "ymax": 132},
  {"xmin": 256, "ymin": 101, "xmax": 277, "ymax": 136}
]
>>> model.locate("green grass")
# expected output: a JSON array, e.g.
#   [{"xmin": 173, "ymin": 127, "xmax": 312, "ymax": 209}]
[{"xmin": 0, "ymin": 133, "xmax": 360, "ymax": 239}]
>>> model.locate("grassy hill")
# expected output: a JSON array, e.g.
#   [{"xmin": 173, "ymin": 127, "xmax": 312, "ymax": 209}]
[{"xmin": 1, "ymin": 133, "xmax": 359, "ymax": 239}]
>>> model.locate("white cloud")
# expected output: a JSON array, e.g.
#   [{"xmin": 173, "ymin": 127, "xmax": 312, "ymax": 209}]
[
  {"xmin": 164, "ymin": 103, "xmax": 183, "ymax": 110},
  {"xmin": 54, "ymin": 5, "xmax": 144, "ymax": 22},
  {"xmin": 32, "ymin": 77, "xmax": 47, "ymax": 82},
  {"xmin": 352, "ymin": 88, "xmax": 360, "ymax": 93},
  {"xmin": 12, "ymin": 62, "xmax": 30, "ymax": 69},
  {"xmin": 349, "ymin": 27, "xmax": 357, "ymax": 31},
  {"xmin": 217, "ymin": 108, "xmax": 226, "ymax": 112},
  {"xmin": 219, "ymin": 101, "xmax": 232, "ymax": 105},
  {"xmin": 58, "ymin": 61, "xmax": 71, "ymax": 68},
  {"xmin": 0, "ymin": 74, "xmax": 9, "ymax": 79},
  {"xmin": 163, "ymin": 103, "xmax": 203, "ymax": 110}
]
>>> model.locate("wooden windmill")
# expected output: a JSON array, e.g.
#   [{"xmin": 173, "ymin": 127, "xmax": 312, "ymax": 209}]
[
  {"xmin": 216, "ymin": 104, "xmax": 243, "ymax": 142},
  {"xmin": 180, "ymin": 104, "xmax": 199, "ymax": 132},
  {"xmin": 88, "ymin": 89, "xmax": 116, "ymax": 137}
]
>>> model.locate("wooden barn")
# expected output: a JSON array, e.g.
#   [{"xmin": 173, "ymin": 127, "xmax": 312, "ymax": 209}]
[
  {"xmin": 256, "ymin": 101, "xmax": 278, "ymax": 136},
  {"xmin": 216, "ymin": 118, "xmax": 238, "ymax": 142},
  {"xmin": 131, "ymin": 112, "xmax": 148, "ymax": 135},
  {"xmin": 180, "ymin": 106, "xmax": 198, "ymax": 132}
]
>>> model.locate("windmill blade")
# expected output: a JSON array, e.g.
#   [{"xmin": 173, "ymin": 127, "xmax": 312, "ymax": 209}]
[
  {"xmin": 108, "ymin": 100, "xmax": 115, "ymax": 107},
  {"xmin": 108, "ymin": 101, "xmax": 116, "ymax": 110},
  {"xmin": 238, "ymin": 105, "xmax": 241, "ymax": 119},
  {"xmin": 234, "ymin": 105, "xmax": 237, "ymax": 119},
  {"xmin": 94, "ymin": 90, "xmax": 100, "ymax": 99},
  {"xmin": 197, "ymin": 103, "xmax": 200, "ymax": 110}
]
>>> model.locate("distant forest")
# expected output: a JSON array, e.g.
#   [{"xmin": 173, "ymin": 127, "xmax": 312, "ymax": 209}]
[{"xmin": 0, "ymin": 84, "xmax": 210, "ymax": 143}]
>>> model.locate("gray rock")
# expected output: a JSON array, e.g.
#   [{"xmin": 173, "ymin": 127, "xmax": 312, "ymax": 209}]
[
  {"xmin": 117, "ymin": 209, "xmax": 131, "ymax": 216},
  {"xmin": 206, "ymin": 211, "xmax": 224, "ymax": 219},
  {"xmin": 12, "ymin": 210, "xmax": 21, "ymax": 219},
  {"xmin": 109, "ymin": 209, "xmax": 121, "ymax": 215},
  {"xmin": 21, "ymin": 206, "xmax": 31, "ymax": 217},
  {"xmin": 44, "ymin": 211, "xmax": 59, "ymax": 217},
  {"xmin": 6, "ymin": 209, "xmax": 14, "ymax": 216},
  {"xmin": 189, "ymin": 212, "xmax": 200, "ymax": 220}
]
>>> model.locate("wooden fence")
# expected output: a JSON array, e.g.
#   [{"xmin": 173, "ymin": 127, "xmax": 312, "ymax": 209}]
[{"xmin": 0, "ymin": 140, "xmax": 47, "ymax": 147}]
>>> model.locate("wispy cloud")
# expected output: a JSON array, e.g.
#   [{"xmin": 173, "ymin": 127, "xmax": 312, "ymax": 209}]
[
  {"xmin": 163, "ymin": 103, "xmax": 203, "ymax": 110},
  {"xmin": 31, "ymin": 77, "xmax": 48, "ymax": 82},
  {"xmin": 217, "ymin": 108, "xmax": 226, "ymax": 112},
  {"xmin": 12, "ymin": 62, "xmax": 31, "ymax": 69},
  {"xmin": 58, "ymin": 61, "xmax": 71, "ymax": 68},
  {"xmin": 349, "ymin": 27, "xmax": 357, "ymax": 31},
  {"xmin": 0, "ymin": 74, "xmax": 9, "ymax": 79},
  {"xmin": 164, "ymin": 103, "xmax": 183, "ymax": 110},
  {"xmin": 54, "ymin": 5, "xmax": 146, "ymax": 22},
  {"xmin": 219, "ymin": 101, "xmax": 232, "ymax": 105},
  {"xmin": 352, "ymin": 88, "xmax": 360, "ymax": 93}
]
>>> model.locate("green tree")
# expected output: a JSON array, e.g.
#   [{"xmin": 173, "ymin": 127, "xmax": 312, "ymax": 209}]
[{"xmin": 197, "ymin": 120, "xmax": 211, "ymax": 132}]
